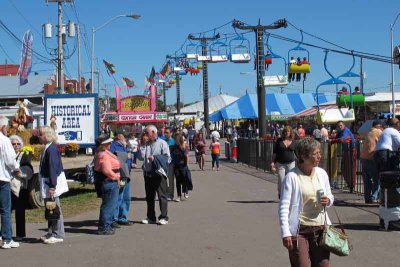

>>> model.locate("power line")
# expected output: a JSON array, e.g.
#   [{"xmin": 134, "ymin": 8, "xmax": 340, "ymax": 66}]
[
  {"xmin": 0, "ymin": 19, "xmax": 53, "ymax": 63},
  {"xmin": 7, "ymin": 0, "xmax": 43, "ymax": 37},
  {"xmin": 0, "ymin": 41, "xmax": 15, "ymax": 63}
]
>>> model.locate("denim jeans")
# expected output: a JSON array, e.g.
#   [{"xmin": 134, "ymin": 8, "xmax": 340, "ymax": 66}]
[
  {"xmin": 211, "ymin": 154, "xmax": 220, "ymax": 168},
  {"xmin": 46, "ymin": 197, "xmax": 65, "ymax": 239},
  {"xmin": 113, "ymin": 179, "xmax": 131, "ymax": 223},
  {"xmin": 0, "ymin": 181, "xmax": 12, "ymax": 241},
  {"xmin": 99, "ymin": 180, "xmax": 119, "ymax": 232},
  {"xmin": 361, "ymin": 159, "xmax": 380, "ymax": 202}
]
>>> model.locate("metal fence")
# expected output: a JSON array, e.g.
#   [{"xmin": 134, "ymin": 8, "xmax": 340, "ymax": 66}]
[{"xmin": 237, "ymin": 138, "xmax": 365, "ymax": 195}]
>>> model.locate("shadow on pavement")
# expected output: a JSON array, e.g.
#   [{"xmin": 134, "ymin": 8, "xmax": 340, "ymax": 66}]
[
  {"xmin": 227, "ymin": 200, "xmax": 279, "ymax": 204},
  {"xmin": 64, "ymin": 220, "xmax": 99, "ymax": 235},
  {"xmin": 342, "ymin": 223, "xmax": 380, "ymax": 231},
  {"xmin": 131, "ymin": 197, "xmax": 146, "ymax": 201}
]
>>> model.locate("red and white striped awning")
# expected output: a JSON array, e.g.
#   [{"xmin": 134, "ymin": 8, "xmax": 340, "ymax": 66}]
[{"xmin": 291, "ymin": 104, "xmax": 338, "ymax": 118}]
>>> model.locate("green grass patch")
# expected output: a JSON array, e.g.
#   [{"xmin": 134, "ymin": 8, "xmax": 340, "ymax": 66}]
[{"xmin": 18, "ymin": 183, "xmax": 101, "ymax": 223}]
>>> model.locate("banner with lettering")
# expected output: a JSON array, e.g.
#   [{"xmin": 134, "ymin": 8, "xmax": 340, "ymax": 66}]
[
  {"xmin": 18, "ymin": 30, "xmax": 33, "ymax": 86},
  {"xmin": 120, "ymin": 96, "xmax": 151, "ymax": 112},
  {"xmin": 44, "ymin": 94, "xmax": 99, "ymax": 146}
]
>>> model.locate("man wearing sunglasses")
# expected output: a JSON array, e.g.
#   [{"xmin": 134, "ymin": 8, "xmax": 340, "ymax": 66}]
[{"xmin": 0, "ymin": 116, "xmax": 21, "ymax": 249}]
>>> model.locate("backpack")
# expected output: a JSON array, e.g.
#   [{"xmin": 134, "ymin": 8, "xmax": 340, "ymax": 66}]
[{"xmin": 85, "ymin": 160, "xmax": 95, "ymax": 184}]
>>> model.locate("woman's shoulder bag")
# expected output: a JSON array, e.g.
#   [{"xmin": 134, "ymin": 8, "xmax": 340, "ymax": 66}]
[{"xmin": 319, "ymin": 207, "xmax": 352, "ymax": 256}]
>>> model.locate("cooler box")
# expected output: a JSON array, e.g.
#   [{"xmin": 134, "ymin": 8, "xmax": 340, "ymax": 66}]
[{"xmin": 379, "ymin": 171, "xmax": 400, "ymax": 230}]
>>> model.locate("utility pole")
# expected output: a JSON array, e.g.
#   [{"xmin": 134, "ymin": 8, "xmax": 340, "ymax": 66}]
[
  {"xmin": 163, "ymin": 82, "xmax": 167, "ymax": 112},
  {"xmin": 233, "ymin": 19, "xmax": 287, "ymax": 137},
  {"xmin": 77, "ymin": 24, "xmax": 82, "ymax": 93},
  {"xmin": 47, "ymin": 0, "xmax": 73, "ymax": 93},
  {"xmin": 360, "ymin": 57, "xmax": 364, "ymax": 94},
  {"xmin": 57, "ymin": 0, "xmax": 64, "ymax": 93},
  {"xmin": 188, "ymin": 33, "xmax": 220, "ymax": 137},
  {"xmin": 166, "ymin": 54, "xmax": 186, "ymax": 114}
]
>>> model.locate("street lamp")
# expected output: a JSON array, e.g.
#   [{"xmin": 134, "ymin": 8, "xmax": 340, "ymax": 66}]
[
  {"xmin": 91, "ymin": 13, "xmax": 141, "ymax": 93},
  {"xmin": 390, "ymin": 12, "xmax": 400, "ymax": 118}
]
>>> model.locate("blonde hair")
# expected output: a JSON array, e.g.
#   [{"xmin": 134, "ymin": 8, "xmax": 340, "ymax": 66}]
[
  {"xmin": 282, "ymin": 125, "xmax": 295, "ymax": 140},
  {"xmin": 40, "ymin": 126, "xmax": 58, "ymax": 143}
]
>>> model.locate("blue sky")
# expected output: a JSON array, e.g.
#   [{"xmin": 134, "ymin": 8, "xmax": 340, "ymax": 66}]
[{"xmin": 0, "ymin": 0, "xmax": 399, "ymax": 105}]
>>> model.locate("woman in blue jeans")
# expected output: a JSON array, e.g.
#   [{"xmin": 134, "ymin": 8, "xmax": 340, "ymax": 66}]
[
  {"xmin": 94, "ymin": 136, "xmax": 121, "ymax": 235},
  {"xmin": 271, "ymin": 126, "xmax": 296, "ymax": 199}
]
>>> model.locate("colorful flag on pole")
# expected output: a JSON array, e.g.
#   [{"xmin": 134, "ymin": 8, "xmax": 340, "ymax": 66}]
[
  {"xmin": 122, "ymin": 77, "xmax": 134, "ymax": 88},
  {"xmin": 160, "ymin": 62, "xmax": 171, "ymax": 77},
  {"xmin": 144, "ymin": 76, "xmax": 151, "ymax": 88},
  {"xmin": 18, "ymin": 30, "xmax": 33, "ymax": 86},
  {"xmin": 148, "ymin": 66, "xmax": 156, "ymax": 83},
  {"xmin": 103, "ymin": 59, "xmax": 116, "ymax": 75}
]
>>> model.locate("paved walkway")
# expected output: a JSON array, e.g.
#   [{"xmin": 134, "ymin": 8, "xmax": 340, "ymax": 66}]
[{"xmin": 2, "ymin": 150, "xmax": 399, "ymax": 266}]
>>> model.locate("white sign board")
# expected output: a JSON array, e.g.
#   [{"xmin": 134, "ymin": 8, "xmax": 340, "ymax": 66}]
[{"xmin": 44, "ymin": 94, "xmax": 98, "ymax": 146}]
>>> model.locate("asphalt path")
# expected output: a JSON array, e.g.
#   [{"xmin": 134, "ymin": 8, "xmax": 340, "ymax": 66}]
[{"xmin": 2, "ymin": 151, "xmax": 399, "ymax": 267}]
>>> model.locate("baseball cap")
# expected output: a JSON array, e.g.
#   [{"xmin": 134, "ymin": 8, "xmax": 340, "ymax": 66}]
[{"xmin": 96, "ymin": 135, "xmax": 113, "ymax": 146}]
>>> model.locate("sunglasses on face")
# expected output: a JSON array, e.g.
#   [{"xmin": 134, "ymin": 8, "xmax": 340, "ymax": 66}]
[{"xmin": 12, "ymin": 143, "xmax": 21, "ymax": 146}]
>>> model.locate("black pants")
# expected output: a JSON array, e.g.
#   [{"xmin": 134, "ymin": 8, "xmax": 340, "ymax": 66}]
[
  {"xmin": 374, "ymin": 150, "xmax": 399, "ymax": 172},
  {"xmin": 144, "ymin": 174, "xmax": 168, "ymax": 221},
  {"xmin": 174, "ymin": 167, "xmax": 188, "ymax": 197},
  {"xmin": 11, "ymin": 188, "xmax": 28, "ymax": 238}
]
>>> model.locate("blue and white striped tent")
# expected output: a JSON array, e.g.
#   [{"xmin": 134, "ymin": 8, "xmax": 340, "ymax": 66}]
[{"xmin": 209, "ymin": 93, "xmax": 336, "ymax": 121}]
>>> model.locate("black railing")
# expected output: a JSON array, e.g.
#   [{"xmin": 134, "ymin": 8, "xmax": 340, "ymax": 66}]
[{"xmin": 237, "ymin": 138, "xmax": 365, "ymax": 195}]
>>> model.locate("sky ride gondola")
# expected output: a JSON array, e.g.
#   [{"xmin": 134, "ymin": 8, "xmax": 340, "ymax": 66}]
[
  {"xmin": 336, "ymin": 52, "xmax": 365, "ymax": 107},
  {"xmin": 196, "ymin": 42, "xmax": 211, "ymax": 62},
  {"xmin": 287, "ymin": 30, "xmax": 310, "ymax": 82},
  {"xmin": 210, "ymin": 39, "xmax": 229, "ymax": 63},
  {"xmin": 229, "ymin": 34, "xmax": 251, "ymax": 63},
  {"xmin": 316, "ymin": 51, "xmax": 355, "ymax": 124},
  {"xmin": 262, "ymin": 33, "xmax": 288, "ymax": 87},
  {"xmin": 185, "ymin": 40, "xmax": 198, "ymax": 59}
]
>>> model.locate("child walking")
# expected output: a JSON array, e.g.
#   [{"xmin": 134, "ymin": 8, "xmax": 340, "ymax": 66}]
[{"xmin": 209, "ymin": 137, "xmax": 220, "ymax": 171}]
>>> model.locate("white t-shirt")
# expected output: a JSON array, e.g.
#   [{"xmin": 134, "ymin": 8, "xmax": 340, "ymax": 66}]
[
  {"xmin": 128, "ymin": 138, "xmax": 138, "ymax": 152},
  {"xmin": 375, "ymin": 127, "xmax": 400, "ymax": 151}
]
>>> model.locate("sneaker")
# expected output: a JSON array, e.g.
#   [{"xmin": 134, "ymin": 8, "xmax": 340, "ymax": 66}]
[
  {"xmin": 118, "ymin": 221, "xmax": 134, "ymax": 226},
  {"xmin": 43, "ymin": 236, "xmax": 64, "ymax": 244},
  {"xmin": 180, "ymin": 196, "xmax": 185, "ymax": 201},
  {"xmin": 158, "ymin": 218, "xmax": 168, "ymax": 225},
  {"xmin": 111, "ymin": 222, "xmax": 121, "ymax": 229},
  {"xmin": 184, "ymin": 193, "xmax": 189, "ymax": 199},
  {"xmin": 98, "ymin": 229, "xmax": 115, "ymax": 235},
  {"xmin": 174, "ymin": 198, "xmax": 181, "ymax": 202},
  {"xmin": 141, "ymin": 218, "xmax": 156, "ymax": 224},
  {"xmin": 212, "ymin": 167, "xmax": 215, "ymax": 170},
  {"xmin": 1, "ymin": 240, "xmax": 20, "ymax": 249},
  {"xmin": 40, "ymin": 233, "xmax": 52, "ymax": 241}
]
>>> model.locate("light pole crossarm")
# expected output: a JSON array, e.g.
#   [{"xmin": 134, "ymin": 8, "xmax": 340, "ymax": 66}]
[
  {"xmin": 94, "ymin": 14, "xmax": 140, "ymax": 33},
  {"xmin": 91, "ymin": 13, "xmax": 140, "ymax": 94}
]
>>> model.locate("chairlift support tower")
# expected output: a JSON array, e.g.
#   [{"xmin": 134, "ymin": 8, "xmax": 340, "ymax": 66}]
[
  {"xmin": 188, "ymin": 33, "xmax": 220, "ymax": 136},
  {"xmin": 232, "ymin": 19, "xmax": 287, "ymax": 137}
]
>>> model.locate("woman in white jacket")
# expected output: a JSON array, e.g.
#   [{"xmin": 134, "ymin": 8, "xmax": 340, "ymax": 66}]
[{"xmin": 279, "ymin": 137, "xmax": 334, "ymax": 267}]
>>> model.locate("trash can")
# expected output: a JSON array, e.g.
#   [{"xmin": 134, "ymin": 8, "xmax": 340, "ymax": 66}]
[
  {"xmin": 225, "ymin": 142, "xmax": 230, "ymax": 161},
  {"xmin": 230, "ymin": 140, "xmax": 237, "ymax": 163},
  {"xmin": 379, "ymin": 171, "xmax": 400, "ymax": 231}
]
